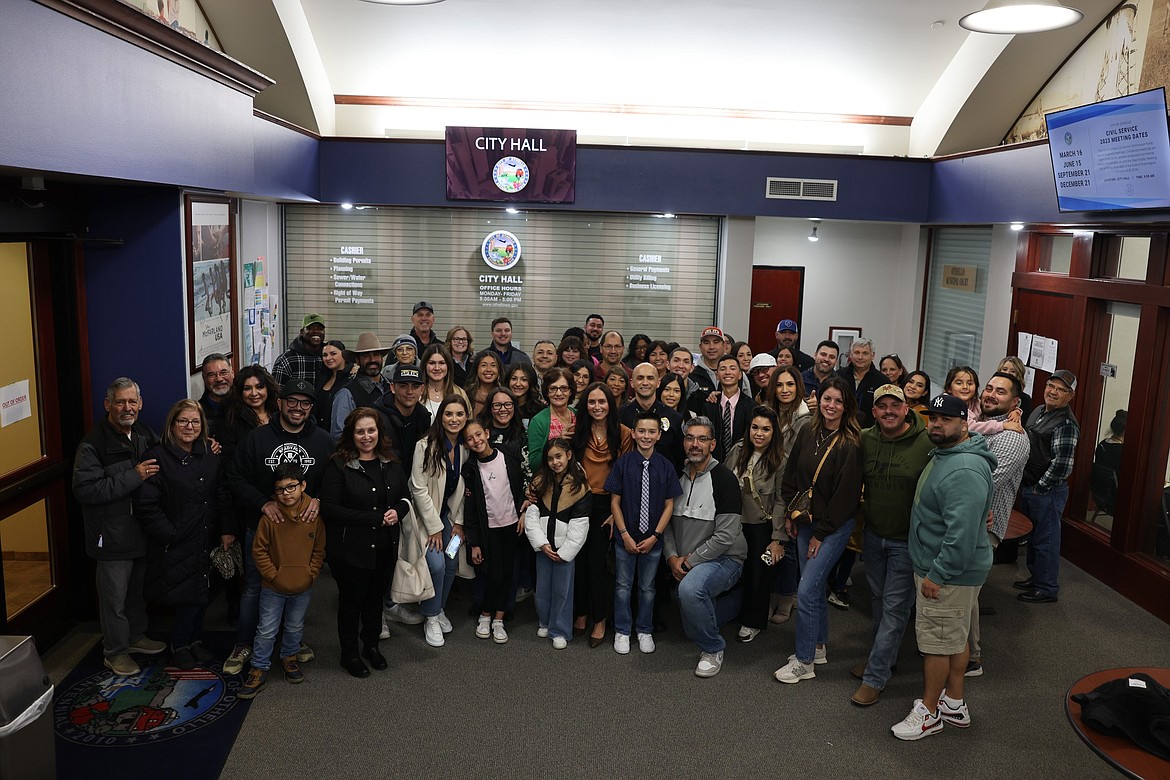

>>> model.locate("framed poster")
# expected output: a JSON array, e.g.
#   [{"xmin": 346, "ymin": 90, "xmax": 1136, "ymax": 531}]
[
  {"xmin": 185, "ymin": 195, "xmax": 236, "ymax": 372},
  {"xmin": 829, "ymin": 326, "xmax": 862, "ymax": 368}
]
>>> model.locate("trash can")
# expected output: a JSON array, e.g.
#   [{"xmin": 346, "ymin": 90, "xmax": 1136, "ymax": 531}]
[{"xmin": 0, "ymin": 636, "xmax": 56, "ymax": 780}]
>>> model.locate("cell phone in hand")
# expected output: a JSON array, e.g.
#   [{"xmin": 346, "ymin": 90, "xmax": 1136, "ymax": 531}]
[
  {"xmin": 761, "ymin": 549, "xmax": 774, "ymax": 566},
  {"xmin": 445, "ymin": 534, "xmax": 462, "ymax": 559}
]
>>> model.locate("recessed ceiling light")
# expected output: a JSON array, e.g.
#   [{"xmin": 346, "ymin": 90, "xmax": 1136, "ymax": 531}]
[
  {"xmin": 341, "ymin": 202, "xmax": 353, "ymax": 210},
  {"xmin": 1010, "ymin": 222, "xmax": 1024, "ymax": 230},
  {"xmin": 506, "ymin": 207, "xmax": 519, "ymax": 214},
  {"xmin": 359, "ymin": 0, "xmax": 446, "ymax": 5}
]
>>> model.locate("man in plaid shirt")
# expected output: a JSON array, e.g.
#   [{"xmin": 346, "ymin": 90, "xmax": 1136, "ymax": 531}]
[
  {"xmin": 967, "ymin": 372, "xmax": 1031, "ymax": 676},
  {"xmin": 273, "ymin": 314, "xmax": 326, "ymax": 385},
  {"xmin": 1015, "ymin": 369, "xmax": 1079, "ymax": 604}
]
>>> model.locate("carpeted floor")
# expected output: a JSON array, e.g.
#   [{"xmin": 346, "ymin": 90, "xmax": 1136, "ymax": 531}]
[{"xmin": 44, "ymin": 556, "xmax": 1169, "ymax": 779}]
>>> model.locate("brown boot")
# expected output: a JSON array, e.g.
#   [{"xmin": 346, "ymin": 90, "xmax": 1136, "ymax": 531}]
[
  {"xmin": 851, "ymin": 683, "xmax": 881, "ymax": 706},
  {"xmin": 851, "ymin": 662, "xmax": 867, "ymax": 681},
  {"xmin": 769, "ymin": 595, "xmax": 795, "ymax": 624}
]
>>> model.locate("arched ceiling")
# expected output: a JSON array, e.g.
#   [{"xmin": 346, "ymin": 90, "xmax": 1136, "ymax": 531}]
[{"xmin": 200, "ymin": 0, "xmax": 1122, "ymax": 156}]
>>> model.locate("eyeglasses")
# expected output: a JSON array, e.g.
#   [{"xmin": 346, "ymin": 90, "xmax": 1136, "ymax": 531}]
[
  {"xmin": 683, "ymin": 434, "xmax": 714, "ymax": 443},
  {"xmin": 274, "ymin": 483, "xmax": 303, "ymax": 494},
  {"xmin": 175, "ymin": 418, "xmax": 202, "ymax": 428},
  {"xmin": 450, "ymin": 337, "xmax": 469, "ymax": 343},
  {"xmin": 491, "ymin": 402, "xmax": 515, "ymax": 411},
  {"xmin": 203, "ymin": 369, "xmax": 231, "ymax": 379},
  {"xmin": 547, "ymin": 386, "xmax": 571, "ymax": 394},
  {"xmin": 1045, "ymin": 381, "xmax": 1073, "ymax": 394},
  {"xmin": 283, "ymin": 398, "xmax": 313, "ymax": 409}
]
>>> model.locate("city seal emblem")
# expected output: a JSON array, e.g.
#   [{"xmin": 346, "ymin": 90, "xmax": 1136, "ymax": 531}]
[
  {"xmin": 482, "ymin": 231, "xmax": 522, "ymax": 271},
  {"xmin": 492, "ymin": 156, "xmax": 530, "ymax": 193}
]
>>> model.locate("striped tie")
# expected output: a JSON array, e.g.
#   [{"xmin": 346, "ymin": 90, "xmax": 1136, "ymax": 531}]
[
  {"xmin": 722, "ymin": 399, "xmax": 732, "ymax": 454},
  {"xmin": 639, "ymin": 459, "xmax": 651, "ymax": 534}
]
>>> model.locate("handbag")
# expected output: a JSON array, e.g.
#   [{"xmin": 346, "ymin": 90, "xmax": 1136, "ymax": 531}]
[
  {"xmin": 209, "ymin": 540, "xmax": 243, "ymax": 580},
  {"xmin": 786, "ymin": 434, "xmax": 839, "ymax": 525},
  {"xmin": 391, "ymin": 505, "xmax": 435, "ymax": 603}
]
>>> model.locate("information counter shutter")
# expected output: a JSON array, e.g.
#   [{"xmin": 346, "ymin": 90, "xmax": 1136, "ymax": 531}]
[
  {"xmin": 285, "ymin": 207, "xmax": 719, "ymax": 350},
  {"xmin": 920, "ymin": 227, "xmax": 992, "ymax": 384}
]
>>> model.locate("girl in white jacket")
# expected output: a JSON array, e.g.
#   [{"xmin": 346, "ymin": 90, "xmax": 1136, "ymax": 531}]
[{"xmin": 525, "ymin": 439, "xmax": 590, "ymax": 649}]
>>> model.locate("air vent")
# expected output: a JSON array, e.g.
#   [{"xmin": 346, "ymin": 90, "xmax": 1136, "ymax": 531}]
[{"xmin": 765, "ymin": 177, "xmax": 838, "ymax": 201}]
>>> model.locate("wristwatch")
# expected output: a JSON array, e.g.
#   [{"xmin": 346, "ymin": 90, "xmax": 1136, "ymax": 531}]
[
  {"xmin": 652, "ymin": 530, "xmax": 663, "ymax": 540},
  {"xmin": 680, "ymin": 558, "xmax": 691, "ymax": 572}
]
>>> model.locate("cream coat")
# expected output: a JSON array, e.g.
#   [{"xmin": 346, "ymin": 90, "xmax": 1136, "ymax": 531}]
[{"xmin": 405, "ymin": 437, "xmax": 472, "ymax": 577}]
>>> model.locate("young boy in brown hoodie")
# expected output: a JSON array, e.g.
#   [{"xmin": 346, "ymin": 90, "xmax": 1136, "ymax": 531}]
[{"xmin": 239, "ymin": 464, "xmax": 326, "ymax": 698}]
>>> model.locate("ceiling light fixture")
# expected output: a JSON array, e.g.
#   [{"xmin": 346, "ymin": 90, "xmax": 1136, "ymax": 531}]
[
  {"xmin": 808, "ymin": 220, "xmax": 820, "ymax": 242},
  {"xmin": 959, "ymin": 0, "xmax": 1083, "ymax": 34},
  {"xmin": 505, "ymin": 207, "xmax": 519, "ymax": 214},
  {"xmin": 1010, "ymin": 222, "xmax": 1025, "ymax": 230},
  {"xmin": 341, "ymin": 202, "xmax": 354, "ymax": 210},
  {"xmin": 359, "ymin": 0, "xmax": 446, "ymax": 5}
]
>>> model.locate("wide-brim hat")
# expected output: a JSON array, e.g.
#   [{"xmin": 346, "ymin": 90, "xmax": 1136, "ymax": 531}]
[{"xmin": 345, "ymin": 332, "xmax": 390, "ymax": 362}]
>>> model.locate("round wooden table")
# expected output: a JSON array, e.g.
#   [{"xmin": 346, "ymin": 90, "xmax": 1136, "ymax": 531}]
[
  {"xmin": 1005, "ymin": 509, "xmax": 1032, "ymax": 541},
  {"xmin": 1065, "ymin": 667, "xmax": 1170, "ymax": 779}
]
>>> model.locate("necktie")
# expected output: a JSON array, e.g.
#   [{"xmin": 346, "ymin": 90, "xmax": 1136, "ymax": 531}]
[
  {"xmin": 639, "ymin": 459, "xmax": 651, "ymax": 534},
  {"xmin": 722, "ymin": 399, "xmax": 732, "ymax": 453}
]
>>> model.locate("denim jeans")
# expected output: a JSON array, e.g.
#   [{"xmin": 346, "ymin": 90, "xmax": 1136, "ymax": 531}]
[
  {"xmin": 677, "ymin": 555, "xmax": 743, "ymax": 654},
  {"xmin": 1020, "ymin": 483, "xmax": 1067, "ymax": 597},
  {"xmin": 535, "ymin": 554, "xmax": 575, "ymax": 640},
  {"xmin": 420, "ymin": 517, "xmax": 458, "ymax": 618},
  {"xmin": 861, "ymin": 529, "xmax": 915, "ymax": 690},
  {"xmin": 252, "ymin": 586, "xmax": 312, "ymax": 671},
  {"xmin": 613, "ymin": 542, "xmax": 663, "ymax": 636},
  {"xmin": 235, "ymin": 526, "xmax": 261, "ymax": 646},
  {"xmin": 794, "ymin": 518, "xmax": 855, "ymax": 664}
]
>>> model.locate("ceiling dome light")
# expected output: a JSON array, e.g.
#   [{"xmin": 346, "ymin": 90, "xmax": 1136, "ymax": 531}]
[
  {"xmin": 341, "ymin": 202, "xmax": 354, "ymax": 210},
  {"xmin": 959, "ymin": 0, "xmax": 1083, "ymax": 34},
  {"xmin": 1010, "ymin": 222, "xmax": 1025, "ymax": 230},
  {"xmin": 808, "ymin": 221, "xmax": 820, "ymax": 242},
  {"xmin": 359, "ymin": 0, "xmax": 446, "ymax": 5}
]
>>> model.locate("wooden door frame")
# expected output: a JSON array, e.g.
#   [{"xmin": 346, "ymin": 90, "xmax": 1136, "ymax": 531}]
[{"xmin": 747, "ymin": 265, "xmax": 806, "ymax": 355}]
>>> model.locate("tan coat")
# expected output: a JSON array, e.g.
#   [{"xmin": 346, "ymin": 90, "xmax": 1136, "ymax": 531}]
[{"xmin": 404, "ymin": 437, "xmax": 473, "ymax": 577}]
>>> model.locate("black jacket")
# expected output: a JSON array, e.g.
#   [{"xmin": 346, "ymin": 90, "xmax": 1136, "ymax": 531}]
[
  {"xmin": 701, "ymin": 393, "xmax": 755, "ymax": 462},
  {"xmin": 224, "ymin": 417, "xmax": 333, "ymax": 536},
  {"xmin": 198, "ymin": 391, "xmax": 229, "ymax": 442},
  {"xmin": 320, "ymin": 456, "xmax": 411, "ymax": 570},
  {"xmin": 136, "ymin": 442, "xmax": 229, "ymax": 605},
  {"xmin": 461, "ymin": 448, "xmax": 526, "ymax": 556},
  {"xmin": 373, "ymin": 396, "xmax": 431, "ymax": 473},
  {"xmin": 837, "ymin": 364, "xmax": 884, "ymax": 428},
  {"xmin": 619, "ymin": 400, "xmax": 684, "ymax": 474},
  {"xmin": 73, "ymin": 417, "xmax": 160, "ymax": 560}
]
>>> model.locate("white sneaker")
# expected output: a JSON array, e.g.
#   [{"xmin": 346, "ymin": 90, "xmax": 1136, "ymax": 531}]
[
  {"xmin": 788, "ymin": 646, "xmax": 828, "ymax": 665},
  {"xmin": 737, "ymin": 626, "xmax": 761, "ymax": 643},
  {"xmin": 937, "ymin": 695, "xmax": 971, "ymax": 728},
  {"xmin": 613, "ymin": 633, "xmax": 631, "ymax": 654},
  {"xmin": 385, "ymin": 604, "xmax": 425, "ymax": 625},
  {"xmin": 774, "ymin": 657, "xmax": 816, "ymax": 684},
  {"xmin": 515, "ymin": 587, "xmax": 535, "ymax": 602},
  {"xmin": 379, "ymin": 620, "xmax": 391, "ymax": 640},
  {"xmin": 637, "ymin": 633, "xmax": 656, "ymax": 654},
  {"xmin": 475, "ymin": 615, "xmax": 491, "ymax": 639},
  {"xmin": 891, "ymin": 699, "xmax": 943, "ymax": 741},
  {"xmin": 424, "ymin": 616, "xmax": 444, "ymax": 647},
  {"xmin": 437, "ymin": 610, "xmax": 453, "ymax": 634},
  {"xmin": 551, "ymin": 636, "xmax": 568, "ymax": 650},
  {"xmin": 491, "ymin": 619, "xmax": 508, "ymax": 644},
  {"xmin": 536, "ymin": 626, "xmax": 549, "ymax": 638},
  {"xmin": 695, "ymin": 650, "xmax": 724, "ymax": 678}
]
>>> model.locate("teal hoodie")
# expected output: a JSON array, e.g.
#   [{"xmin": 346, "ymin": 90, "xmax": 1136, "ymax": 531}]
[
  {"xmin": 909, "ymin": 433, "xmax": 997, "ymax": 587},
  {"xmin": 861, "ymin": 412, "xmax": 933, "ymax": 541}
]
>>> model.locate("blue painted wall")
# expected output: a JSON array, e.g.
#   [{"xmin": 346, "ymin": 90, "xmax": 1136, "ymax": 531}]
[
  {"xmin": 80, "ymin": 186, "xmax": 186, "ymax": 433},
  {"xmin": 320, "ymin": 139, "xmax": 933, "ymax": 221}
]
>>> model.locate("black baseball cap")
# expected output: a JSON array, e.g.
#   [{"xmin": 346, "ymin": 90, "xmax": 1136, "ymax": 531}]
[{"xmin": 281, "ymin": 379, "xmax": 316, "ymax": 401}]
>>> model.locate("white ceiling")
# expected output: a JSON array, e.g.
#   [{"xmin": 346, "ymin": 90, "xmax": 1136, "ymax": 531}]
[{"xmin": 202, "ymin": 0, "xmax": 1120, "ymax": 156}]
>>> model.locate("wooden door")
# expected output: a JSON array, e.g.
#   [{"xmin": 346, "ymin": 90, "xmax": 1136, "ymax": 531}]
[{"xmin": 748, "ymin": 266, "xmax": 804, "ymax": 356}]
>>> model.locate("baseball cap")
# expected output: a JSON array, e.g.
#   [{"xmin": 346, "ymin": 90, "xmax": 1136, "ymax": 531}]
[
  {"xmin": 926, "ymin": 393, "xmax": 967, "ymax": 419},
  {"xmin": 1050, "ymin": 369, "xmax": 1077, "ymax": 392},
  {"xmin": 748, "ymin": 354, "xmax": 777, "ymax": 371},
  {"xmin": 776, "ymin": 319, "xmax": 799, "ymax": 333},
  {"xmin": 391, "ymin": 364, "xmax": 424, "ymax": 384},
  {"xmin": 302, "ymin": 314, "xmax": 325, "ymax": 328},
  {"xmin": 874, "ymin": 383, "xmax": 905, "ymax": 403},
  {"xmin": 700, "ymin": 326, "xmax": 724, "ymax": 341},
  {"xmin": 413, "ymin": 301, "xmax": 434, "ymax": 315},
  {"xmin": 280, "ymin": 379, "xmax": 316, "ymax": 401}
]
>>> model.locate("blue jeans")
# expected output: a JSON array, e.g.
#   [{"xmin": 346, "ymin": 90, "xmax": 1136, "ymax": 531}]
[
  {"xmin": 235, "ymin": 526, "xmax": 261, "ymax": 646},
  {"xmin": 794, "ymin": 519, "xmax": 855, "ymax": 663},
  {"xmin": 613, "ymin": 542, "xmax": 663, "ymax": 636},
  {"xmin": 677, "ymin": 555, "xmax": 743, "ymax": 654},
  {"xmin": 535, "ymin": 554, "xmax": 575, "ymax": 640},
  {"xmin": 252, "ymin": 586, "xmax": 312, "ymax": 671},
  {"xmin": 1020, "ymin": 483, "xmax": 1067, "ymax": 597},
  {"xmin": 420, "ymin": 517, "xmax": 458, "ymax": 618},
  {"xmin": 861, "ymin": 529, "xmax": 915, "ymax": 690}
]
